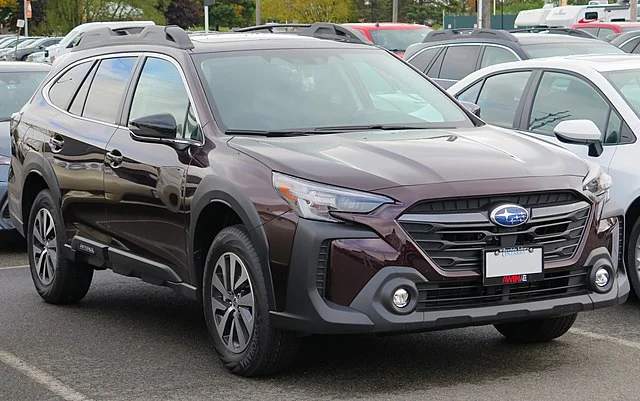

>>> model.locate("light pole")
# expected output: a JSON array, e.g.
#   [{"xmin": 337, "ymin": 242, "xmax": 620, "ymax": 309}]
[
  {"xmin": 204, "ymin": 0, "xmax": 214, "ymax": 33},
  {"xmin": 632, "ymin": 0, "xmax": 638, "ymax": 22},
  {"xmin": 256, "ymin": 0, "xmax": 261, "ymax": 25},
  {"xmin": 392, "ymin": 0, "xmax": 398, "ymax": 22},
  {"xmin": 23, "ymin": 0, "xmax": 28, "ymax": 36}
]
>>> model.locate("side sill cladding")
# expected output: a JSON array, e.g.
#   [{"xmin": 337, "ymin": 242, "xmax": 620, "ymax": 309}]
[{"xmin": 189, "ymin": 175, "xmax": 276, "ymax": 309}]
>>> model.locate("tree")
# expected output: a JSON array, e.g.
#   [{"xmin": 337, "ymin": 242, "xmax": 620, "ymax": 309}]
[
  {"xmin": 165, "ymin": 0, "xmax": 202, "ymax": 28},
  {"xmin": 262, "ymin": 0, "xmax": 355, "ymax": 23},
  {"xmin": 209, "ymin": 0, "xmax": 254, "ymax": 29}
]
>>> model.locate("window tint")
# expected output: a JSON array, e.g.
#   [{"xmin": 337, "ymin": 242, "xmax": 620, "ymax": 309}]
[
  {"xmin": 480, "ymin": 46, "xmax": 519, "ymax": 68},
  {"xmin": 48, "ymin": 61, "xmax": 93, "ymax": 110},
  {"xmin": 426, "ymin": 48, "xmax": 445, "ymax": 77},
  {"xmin": 408, "ymin": 47, "xmax": 440, "ymax": 72},
  {"xmin": 529, "ymin": 72, "xmax": 609, "ymax": 136},
  {"xmin": 604, "ymin": 109, "xmax": 622, "ymax": 144},
  {"xmin": 597, "ymin": 28, "xmax": 616, "ymax": 40},
  {"xmin": 439, "ymin": 46, "xmax": 481, "ymax": 80},
  {"xmin": 621, "ymin": 37, "xmax": 640, "ymax": 52},
  {"xmin": 621, "ymin": 122, "xmax": 636, "ymax": 143},
  {"xmin": 83, "ymin": 57, "xmax": 137, "ymax": 124},
  {"xmin": 577, "ymin": 27, "xmax": 598, "ymax": 35},
  {"xmin": 457, "ymin": 80, "xmax": 482, "ymax": 104},
  {"xmin": 69, "ymin": 63, "xmax": 97, "ymax": 116},
  {"xmin": 633, "ymin": 42, "xmax": 640, "ymax": 54},
  {"xmin": 476, "ymin": 71, "xmax": 531, "ymax": 128},
  {"xmin": 128, "ymin": 58, "xmax": 190, "ymax": 139}
]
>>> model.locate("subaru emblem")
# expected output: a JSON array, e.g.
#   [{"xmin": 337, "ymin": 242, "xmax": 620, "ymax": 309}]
[{"xmin": 490, "ymin": 204, "xmax": 530, "ymax": 227}]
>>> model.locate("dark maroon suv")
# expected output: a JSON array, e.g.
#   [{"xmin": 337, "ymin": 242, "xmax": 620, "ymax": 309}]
[{"xmin": 7, "ymin": 25, "xmax": 628, "ymax": 376}]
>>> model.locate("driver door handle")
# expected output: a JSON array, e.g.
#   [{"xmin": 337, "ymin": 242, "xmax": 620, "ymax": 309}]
[{"xmin": 106, "ymin": 150, "xmax": 123, "ymax": 168}]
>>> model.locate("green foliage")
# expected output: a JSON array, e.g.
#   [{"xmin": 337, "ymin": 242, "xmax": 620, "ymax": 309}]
[
  {"xmin": 208, "ymin": 0, "xmax": 255, "ymax": 29},
  {"xmin": 262, "ymin": 0, "xmax": 354, "ymax": 23}
]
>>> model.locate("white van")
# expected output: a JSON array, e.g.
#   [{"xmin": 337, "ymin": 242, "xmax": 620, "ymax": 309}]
[{"xmin": 44, "ymin": 20, "xmax": 155, "ymax": 64}]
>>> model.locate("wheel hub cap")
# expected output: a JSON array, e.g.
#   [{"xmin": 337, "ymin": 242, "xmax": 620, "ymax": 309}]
[
  {"xmin": 32, "ymin": 208, "xmax": 57, "ymax": 286},
  {"xmin": 211, "ymin": 252, "xmax": 255, "ymax": 354}
]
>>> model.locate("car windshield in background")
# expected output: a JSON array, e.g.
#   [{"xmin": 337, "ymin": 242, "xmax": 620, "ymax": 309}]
[
  {"xmin": 195, "ymin": 48, "xmax": 471, "ymax": 134},
  {"xmin": 0, "ymin": 71, "xmax": 49, "ymax": 121},
  {"xmin": 369, "ymin": 28, "xmax": 431, "ymax": 52},
  {"xmin": 603, "ymin": 69, "xmax": 640, "ymax": 115},
  {"xmin": 521, "ymin": 42, "xmax": 624, "ymax": 58}
]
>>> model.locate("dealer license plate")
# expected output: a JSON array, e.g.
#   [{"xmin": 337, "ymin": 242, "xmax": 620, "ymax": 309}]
[{"xmin": 483, "ymin": 247, "xmax": 543, "ymax": 285}]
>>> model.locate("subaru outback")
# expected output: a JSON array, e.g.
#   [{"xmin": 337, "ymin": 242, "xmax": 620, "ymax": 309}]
[{"xmin": 7, "ymin": 25, "xmax": 627, "ymax": 376}]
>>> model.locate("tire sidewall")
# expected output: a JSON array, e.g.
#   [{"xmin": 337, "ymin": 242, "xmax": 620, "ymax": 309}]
[
  {"xmin": 203, "ymin": 228, "xmax": 270, "ymax": 367},
  {"xmin": 626, "ymin": 218, "xmax": 640, "ymax": 298},
  {"xmin": 27, "ymin": 190, "xmax": 68, "ymax": 299}
]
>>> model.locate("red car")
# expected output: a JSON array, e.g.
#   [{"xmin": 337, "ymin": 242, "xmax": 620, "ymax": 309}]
[
  {"xmin": 342, "ymin": 22, "xmax": 432, "ymax": 56},
  {"xmin": 571, "ymin": 21, "xmax": 640, "ymax": 41}
]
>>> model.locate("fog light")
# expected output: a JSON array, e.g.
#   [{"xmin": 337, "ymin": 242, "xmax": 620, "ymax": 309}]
[
  {"xmin": 392, "ymin": 288, "xmax": 410, "ymax": 308},
  {"xmin": 595, "ymin": 268, "xmax": 610, "ymax": 288}
]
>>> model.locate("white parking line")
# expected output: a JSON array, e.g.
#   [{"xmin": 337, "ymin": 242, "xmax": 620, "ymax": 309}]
[
  {"xmin": 0, "ymin": 349, "xmax": 92, "ymax": 401},
  {"xmin": 0, "ymin": 264, "xmax": 29, "ymax": 270},
  {"xmin": 570, "ymin": 328, "xmax": 640, "ymax": 351}
]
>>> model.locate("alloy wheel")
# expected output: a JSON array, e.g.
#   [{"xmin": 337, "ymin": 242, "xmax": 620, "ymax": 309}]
[
  {"xmin": 211, "ymin": 252, "xmax": 255, "ymax": 353},
  {"xmin": 32, "ymin": 208, "xmax": 57, "ymax": 286}
]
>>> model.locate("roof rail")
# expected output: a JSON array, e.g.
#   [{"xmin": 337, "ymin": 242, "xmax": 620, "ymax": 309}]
[
  {"xmin": 422, "ymin": 28, "xmax": 518, "ymax": 43},
  {"xmin": 73, "ymin": 25, "xmax": 194, "ymax": 52},
  {"xmin": 231, "ymin": 23, "xmax": 312, "ymax": 33},
  {"xmin": 509, "ymin": 27, "xmax": 599, "ymax": 39},
  {"xmin": 231, "ymin": 22, "xmax": 373, "ymax": 45}
]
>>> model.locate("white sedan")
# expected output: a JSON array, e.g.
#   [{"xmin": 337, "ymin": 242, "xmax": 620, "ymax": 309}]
[{"xmin": 447, "ymin": 54, "xmax": 640, "ymax": 297}]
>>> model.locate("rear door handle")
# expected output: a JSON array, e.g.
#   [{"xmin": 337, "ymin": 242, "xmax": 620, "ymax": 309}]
[
  {"xmin": 106, "ymin": 150, "xmax": 123, "ymax": 168},
  {"xmin": 49, "ymin": 135, "xmax": 64, "ymax": 153}
]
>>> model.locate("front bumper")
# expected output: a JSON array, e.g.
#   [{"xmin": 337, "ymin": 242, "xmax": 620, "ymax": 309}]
[{"xmin": 270, "ymin": 219, "xmax": 629, "ymax": 334}]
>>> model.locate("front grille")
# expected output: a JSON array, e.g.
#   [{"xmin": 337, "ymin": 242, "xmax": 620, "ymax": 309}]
[
  {"xmin": 316, "ymin": 240, "xmax": 330, "ymax": 298},
  {"xmin": 416, "ymin": 267, "xmax": 590, "ymax": 311},
  {"xmin": 399, "ymin": 192, "xmax": 591, "ymax": 272}
]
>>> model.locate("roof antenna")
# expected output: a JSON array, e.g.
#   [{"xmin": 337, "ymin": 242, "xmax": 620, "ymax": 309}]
[{"xmin": 375, "ymin": 22, "xmax": 380, "ymax": 27}]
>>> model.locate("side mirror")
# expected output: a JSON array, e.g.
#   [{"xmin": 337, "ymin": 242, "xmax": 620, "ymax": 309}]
[
  {"xmin": 130, "ymin": 113, "xmax": 177, "ymax": 141},
  {"xmin": 554, "ymin": 119, "xmax": 603, "ymax": 157},
  {"xmin": 459, "ymin": 100, "xmax": 481, "ymax": 117}
]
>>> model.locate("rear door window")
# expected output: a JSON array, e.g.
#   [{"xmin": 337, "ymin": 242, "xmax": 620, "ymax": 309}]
[
  {"xmin": 597, "ymin": 28, "xmax": 616, "ymax": 40},
  {"xmin": 439, "ymin": 45, "xmax": 481, "ymax": 81},
  {"xmin": 480, "ymin": 46, "xmax": 519, "ymax": 68},
  {"xmin": 408, "ymin": 47, "xmax": 440, "ymax": 73},
  {"xmin": 476, "ymin": 71, "xmax": 532, "ymax": 127},
  {"xmin": 621, "ymin": 37, "xmax": 640, "ymax": 52},
  {"xmin": 425, "ymin": 48, "xmax": 445, "ymax": 78},
  {"xmin": 83, "ymin": 57, "xmax": 137, "ymax": 124}
]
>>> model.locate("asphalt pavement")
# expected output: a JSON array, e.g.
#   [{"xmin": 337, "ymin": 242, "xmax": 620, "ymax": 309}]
[{"xmin": 2, "ymin": 237, "xmax": 640, "ymax": 401}]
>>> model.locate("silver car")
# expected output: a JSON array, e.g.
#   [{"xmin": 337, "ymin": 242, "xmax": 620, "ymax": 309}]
[{"xmin": 447, "ymin": 54, "xmax": 640, "ymax": 297}]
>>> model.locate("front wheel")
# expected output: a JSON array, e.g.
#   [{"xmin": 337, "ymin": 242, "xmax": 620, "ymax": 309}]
[
  {"xmin": 494, "ymin": 313, "xmax": 577, "ymax": 343},
  {"xmin": 203, "ymin": 225, "xmax": 299, "ymax": 376},
  {"xmin": 626, "ymin": 217, "xmax": 640, "ymax": 299}
]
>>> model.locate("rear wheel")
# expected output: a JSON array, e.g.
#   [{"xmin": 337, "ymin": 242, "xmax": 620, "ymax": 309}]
[
  {"xmin": 626, "ymin": 217, "xmax": 640, "ymax": 298},
  {"xmin": 27, "ymin": 190, "xmax": 93, "ymax": 304},
  {"xmin": 494, "ymin": 314, "xmax": 577, "ymax": 343},
  {"xmin": 203, "ymin": 225, "xmax": 299, "ymax": 376}
]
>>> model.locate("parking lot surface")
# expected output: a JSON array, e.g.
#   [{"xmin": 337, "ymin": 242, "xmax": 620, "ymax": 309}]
[{"xmin": 2, "ymin": 240, "xmax": 640, "ymax": 401}]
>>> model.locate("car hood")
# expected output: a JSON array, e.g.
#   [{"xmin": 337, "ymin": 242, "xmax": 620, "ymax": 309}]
[
  {"xmin": 228, "ymin": 125, "xmax": 590, "ymax": 191},
  {"xmin": 0, "ymin": 121, "xmax": 9, "ymax": 156}
]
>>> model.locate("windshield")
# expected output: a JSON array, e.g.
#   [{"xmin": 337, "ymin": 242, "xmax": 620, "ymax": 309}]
[
  {"xmin": 194, "ymin": 48, "xmax": 472, "ymax": 134},
  {"xmin": 522, "ymin": 42, "xmax": 624, "ymax": 58},
  {"xmin": 59, "ymin": 28, "xmax": 81, "ymax": 46},
  {"xmin": 603, "ymin": 69, "xmax": 640, "ymax": 115},
  {"xmin": 0, "ymin": 71, "xmax": 49, "ymax": 121},
  {"xmin": 369, "ymin": 28, "xmax": 431, "ymax": 52},
  {"xmin": 16, "ymin": 39, "xmax": 35, "ymax": 49}
]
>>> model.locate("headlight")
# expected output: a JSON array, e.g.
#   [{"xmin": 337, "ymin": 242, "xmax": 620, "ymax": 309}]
[
  {"xmin": 583, "ymin": 163, "xmax": 611, "ymax": 203},
  {"xmin": 273, "ymin": 172, "xmax": 394, "ymax": 222}
]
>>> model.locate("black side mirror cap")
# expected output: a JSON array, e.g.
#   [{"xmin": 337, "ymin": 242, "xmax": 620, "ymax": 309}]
[{"xmin": 129, "ymin": 113, "xmax": 178, "ymax": 140}]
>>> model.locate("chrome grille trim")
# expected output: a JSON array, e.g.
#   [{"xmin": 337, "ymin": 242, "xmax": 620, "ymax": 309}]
[{"xmin": 399, "ymin": 200, "xmax": 591, "ymax": 272}]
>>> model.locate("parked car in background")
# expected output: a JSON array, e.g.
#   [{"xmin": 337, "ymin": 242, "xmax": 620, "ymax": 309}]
[
  {"xmin": 571, "ymin": 22, "xmax": 640, "ymax": 41},
  {"xmin": 8, "ymin": 24, "xmax": 626, "ymax": 376},
  {"xmin": 447, "ymin": 54, "xmax": 640, "ymax": 298},
  {"xmin": 342, "ymin": 22, "xmax": 432, "ymax": 56},
  {"xmin": 0, "ymin": 62, "xmax": 51, "ymax": 232},
  {"xmin": 610, "ymin": 29, "xmax": 640, "ymax": 52},
  {"xmin": 44, "ymin": 20, "xmax": 155, "ymax": 63},
  {"xmin": 0, "ymin": 37, "xmax": 41, "ymax": 61},
  {"xmin": 26, "ymin": 50, "xmax": 46, "ymax": 63},
  {"xmin": 404, "ymin": 28, "xmax": 622, "ymax": 89},
  {"xmin": 0, "ymin": 36, "xmax": 37, "ymax": 52},
  {"xmin": 2, "ymin": 37, "xmax": 62, "ymax": 61}
]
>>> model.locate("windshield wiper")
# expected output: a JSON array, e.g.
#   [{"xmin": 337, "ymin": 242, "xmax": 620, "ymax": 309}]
[
  {"xmin": 312, "ymin": 124, "xmax": 440, "ymax": 132},
  {"xmin": 225, "ymin": 129, "xmax": 311, "ymax": 137}
]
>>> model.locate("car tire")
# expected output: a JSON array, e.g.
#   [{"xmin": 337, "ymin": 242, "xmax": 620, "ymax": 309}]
[
  {"xmin": 27, "ymin": 189, "xmax": 93, "ymax": 304},
  {"xmin": 494, "ymin": 313, "xmax": 578, "ymax": 343},
  {"xmin": 626, "ymin": 217, "xmax": 640, "ymax": 299},
  {"xmin": 203, "ymin": 225, "xmax": 299, "ymax": 376}
]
